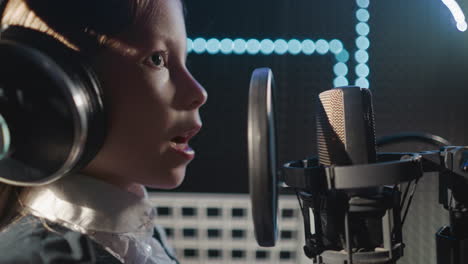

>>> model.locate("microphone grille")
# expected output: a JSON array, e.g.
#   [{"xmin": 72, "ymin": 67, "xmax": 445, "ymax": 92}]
[
  {"xmin": 316, "ymin": 88, "xmax": 347, "ymax": 166},
  {"xmin": 316, "ymin": 87, "xmax": 376, "ymax": 166}
]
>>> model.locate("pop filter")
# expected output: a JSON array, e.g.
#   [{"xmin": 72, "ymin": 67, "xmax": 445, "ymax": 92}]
[{"xmin": 248, "ymin": 68, "xmax": 278, "ymax": 247}]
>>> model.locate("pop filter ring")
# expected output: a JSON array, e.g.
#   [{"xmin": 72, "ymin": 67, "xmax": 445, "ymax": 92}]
[
  {"xmin": 248, "ymin": 68, "xmax": 278, "ymax": 247},
  {"xmin": 283, "ymin": 152, "xmax": 423, "ymax": 191}
]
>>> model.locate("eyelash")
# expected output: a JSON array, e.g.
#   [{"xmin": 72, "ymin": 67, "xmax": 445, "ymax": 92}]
[{"xmin": 144, "ymin": 52, "xmax": 167, "ymax": 69}]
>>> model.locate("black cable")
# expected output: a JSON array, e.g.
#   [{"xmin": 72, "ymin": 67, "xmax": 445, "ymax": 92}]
[
  {"xmin": 376, "ymin": 131, "xmax": 450, "ymax": 227},
  {"xmin": 295, "ymin": 189, "xmax": 305, "ymax": 218},
  {"xmin": 377, "ymin": 132, "xmax": 451, "ymax": 148},
  {"xmin": 400, "ymin": 180, "xmax": 412, "ymax": 210},
  {"xmin": 401, "ymin": 176, "xmax": 421, "ymax": 227}
]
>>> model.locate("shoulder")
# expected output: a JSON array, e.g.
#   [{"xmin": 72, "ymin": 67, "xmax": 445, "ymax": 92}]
[{"xmin": 0, "ymin": 214, "xmax": 103, "ymax": 264}]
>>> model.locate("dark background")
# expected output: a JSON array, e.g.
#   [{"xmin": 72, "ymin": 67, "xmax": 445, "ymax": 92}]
[
  {"xmin": 162, "ymin": 0, "xmax": 468, "ymax": 193},
  {"xmin": 153, "ymin": 1, "xmax": 468, "ymax": 263}
]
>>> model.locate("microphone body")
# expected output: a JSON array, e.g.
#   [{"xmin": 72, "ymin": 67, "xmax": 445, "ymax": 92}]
[{"xmin": 314, "ymin": 86, "xmax": 382, "ymax": 251}]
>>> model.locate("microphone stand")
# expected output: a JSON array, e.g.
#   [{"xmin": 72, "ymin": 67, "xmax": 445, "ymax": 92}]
[
  {"xmin": 282, "ymin": 148, "xmax": 468, "ymax": 264},
  {"xmin": 435, "ymin": 146, "xmax": 468, "ymax": 264},
  {"xmin": 297, "ymin": 187, "xmax": 403, "ymax": 264},
  {"xmin": 283, "ymin": 153, "xmax": 423, "ymax": 264}
]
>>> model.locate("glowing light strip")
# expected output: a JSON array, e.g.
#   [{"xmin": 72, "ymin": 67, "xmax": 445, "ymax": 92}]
[
  {"xmin": 354, "ymin": 0, "xmax": 370, "ymax": 88},
  {"xmin": 188, "ymin": 37, "xmax": 350, "ymax": 87},
  {"xmin": 441, "ymin": 0, "xmax": 467, "ymax": 31},
  {"xmin": 188, "ymin": 38, "xmax": 346, "ymax": 56},
  {"xmin": 187, "ymin": 1, "xmax": 371, "ymax": 88}
]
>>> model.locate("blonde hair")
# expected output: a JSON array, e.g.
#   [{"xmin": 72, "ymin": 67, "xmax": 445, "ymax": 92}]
[
  {"xmin": 0, "ymin": 0, "xmax": 159, "ymax": 55},
  {"xmin": 1, "ymin": 0, "xmax": 79, "ymax": 49}
]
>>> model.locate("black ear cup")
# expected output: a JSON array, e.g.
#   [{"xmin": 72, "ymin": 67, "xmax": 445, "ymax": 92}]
[{"xmin": 0, "ymin": 26, "xmax": 106, "ymax": 186}]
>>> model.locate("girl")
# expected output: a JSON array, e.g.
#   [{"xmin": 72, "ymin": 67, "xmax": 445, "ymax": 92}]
[{"xmin": 0, "ymin": 0, "xmax": 207, "ymax": 263}]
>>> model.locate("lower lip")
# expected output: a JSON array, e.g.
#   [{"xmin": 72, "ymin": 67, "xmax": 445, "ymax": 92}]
[{"xmin": 170, "ymin": 143, "xmax": 195, "ymax": 160}]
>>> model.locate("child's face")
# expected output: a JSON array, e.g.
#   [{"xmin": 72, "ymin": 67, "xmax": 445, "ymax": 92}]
[{"xmin": 84, "ymin": 0, "xmax": 207, "ymax": 190}]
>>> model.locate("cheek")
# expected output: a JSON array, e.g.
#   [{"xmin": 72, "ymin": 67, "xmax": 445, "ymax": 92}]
[
  {"xmin": 91, "ymin": 55, "xmax": 186, "ymax": 188},
  {"xmin": 107, "ymin": 78, "xmax": 170, "ymax": 147},
  {"xmin": 101, "ymin": 63, "xmax": 170, "ymax": 128}
]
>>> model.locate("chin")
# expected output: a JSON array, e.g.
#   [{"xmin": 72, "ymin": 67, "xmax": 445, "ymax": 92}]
[{"xmin": 144, "ymin": 167, "xmax": 187, "ymax": 190}]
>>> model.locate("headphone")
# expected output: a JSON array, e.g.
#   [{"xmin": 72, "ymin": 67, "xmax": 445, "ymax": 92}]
[{"xmin": 0, "ymin": 24, "xmax": 106, "ymax": 186}]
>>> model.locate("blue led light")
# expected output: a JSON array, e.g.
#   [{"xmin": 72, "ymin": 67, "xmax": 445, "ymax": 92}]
[
  {"xmin": 334, "ymin": 76, "xmax": 349, "ymax": 87},
  {"xmin": 220, "ymin": 38, "xmax": 233, "ymax": 54},
  {"xmin": 354, "ymin": 0, "xmax": 370, "ymax": 88},
  {"xmin": 356, "ymin": 77, "xmax": 370, "ymax": 88},
  {"xmin": 274, "ymin": 39, "xmax": 288, "ymax": 55},
  {"xmin": 315, "ymin": 39, "xmax": 329, "ymax": 54},
  {"xmin": 301, "ymin": 39, "xmax": 315, "ymax": 55},
  {"xmin": 287, "ymin": 39, "xmax": 302, "ymax": 55},
  {"xmin": 333, "ymin": 62, "xmax": 348, "ymax": 76},
  {"xmin": 357, "ymin": 0, "xmax": 369, "ymax": 8},
  {"xmin": 193, "ymin": 38, "xmax": 207, "ymax": 54},
  {"xmin": 356, "ymin": 22, "xmax": 370, "ymax": 36},
  {"xmin": 458, "ymin": 21, "xmax": 468, "ymax": 31},
  {"xmin": 246, "ymin": 39, "xmax": 261, "ymax": 54},
  {"xmin": 355, "ymin": 50, "xmax": 369, "ymax": 63},
  {"xmin": 329, "ymin": 39, "xmax": 343, "ymax": 54},
  {"xmin": 259, "ymin": 39, "xmax": 274, "ymax": 55},
  {"xmin": 206, "ymin": 38, "xmax": 220, "ymax": 54},
  {"xmin": 356, "ymin": 63, "xmax": 370, "ymax": 77},
  {"xmin": 335, "ymin": 50, "xmax": 349, "ymax": 62},
  {"xmin": 441, "ymin": 0, "xmax": 467, "ymax": 32},
  {"xmin": 233, "ymin": 38, "xmax": 247, "ymax": 54},
  {"xmin": 187, "ymin": 37, "xmax": 351, "ymax": 61},
  {"xmin": 185, "ymin": 0, "xmax": 374, "ymax": 88},
  {"xmin": 356, "ymin": 36, "xmax": 370, "ymax": 50},
  {"xmin": 187, "ymin": 38, "xmax": 193, "ymax": 53},
  {"xmin": 356, "ymin": 9, "xmax": 370, "ymax": 22}
]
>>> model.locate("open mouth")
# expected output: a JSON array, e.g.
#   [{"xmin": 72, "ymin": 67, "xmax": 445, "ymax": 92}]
[
  {"xmin": 169, "ymin": 126, "xmax": 200, "ymax": 158},
  {"xmin": 170, "ymin": 136, "xmax": 190, "ymax": 151}
]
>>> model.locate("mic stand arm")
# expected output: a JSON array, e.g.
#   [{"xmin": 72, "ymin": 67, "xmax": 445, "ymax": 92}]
[
  {"xmin": 388, "ymin": 147, "xmax": 468, "ymax": 264},
  {"xmin": 433, "ymin": 146, "xmax": 468, "ymax": 264},
  {"xmin": 282, "ymin": 148, "xmax": 468, "ymax": 264}
]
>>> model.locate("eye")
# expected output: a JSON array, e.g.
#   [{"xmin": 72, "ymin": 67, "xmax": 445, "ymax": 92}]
[{"xmin": 145, "ymin": 52, "xmax": 166, "ymax": 68}]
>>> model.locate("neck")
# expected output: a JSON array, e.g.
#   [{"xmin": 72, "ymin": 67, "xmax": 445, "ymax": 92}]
[{"xmin": 80, "ymin": 168, "xmax": 147, "ymax": 198}]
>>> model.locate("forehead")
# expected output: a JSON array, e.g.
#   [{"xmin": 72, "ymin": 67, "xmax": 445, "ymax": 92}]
[{"xmin": 120, "ymin": 0, "xmax": 186, "ymax": 51}]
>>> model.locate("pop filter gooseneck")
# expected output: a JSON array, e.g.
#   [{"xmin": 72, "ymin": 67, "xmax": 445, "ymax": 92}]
[{"xmin": 248, "ymin": 68, "xmax": 278, "ymax": 247}]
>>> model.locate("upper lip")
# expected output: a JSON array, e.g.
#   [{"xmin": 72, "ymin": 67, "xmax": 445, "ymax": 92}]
[{"xmin": 171, "ymin": 125, "xmax": 202, "ymax": 144}]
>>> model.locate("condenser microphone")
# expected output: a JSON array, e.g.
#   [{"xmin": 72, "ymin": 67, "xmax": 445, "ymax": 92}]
[{"xmin": 313, "ymin": 86, "xmax": 380, "ymax": 252}]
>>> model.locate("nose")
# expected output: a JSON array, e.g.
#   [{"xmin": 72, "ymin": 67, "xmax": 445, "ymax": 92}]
[{"xmin": 179, "ymin": 69, "xmax": 208, "ymax": 110}]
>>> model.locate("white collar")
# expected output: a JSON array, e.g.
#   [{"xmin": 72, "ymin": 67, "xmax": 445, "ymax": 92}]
[{"xmin": 19, "ymin": 173, "xmax": 157, "ymax": 235}]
